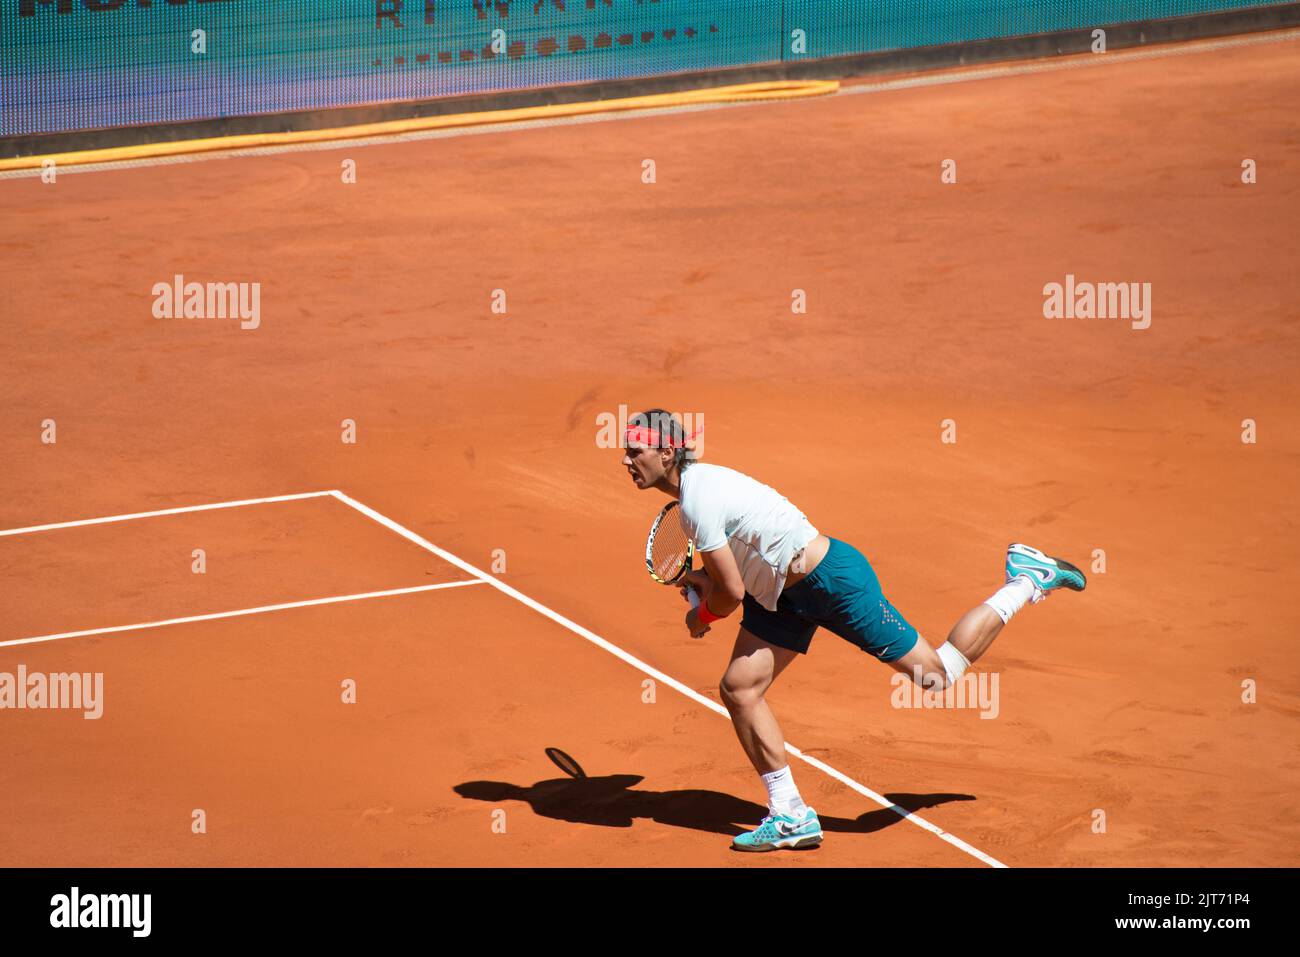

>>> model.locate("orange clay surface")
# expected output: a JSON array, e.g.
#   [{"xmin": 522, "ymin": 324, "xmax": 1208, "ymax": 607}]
[{"xmin": 1, "ymin": 36, "xmax": 1298, "ymax": 867}]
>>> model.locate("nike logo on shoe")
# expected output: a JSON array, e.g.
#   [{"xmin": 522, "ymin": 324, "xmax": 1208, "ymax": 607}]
[
  {"xmin": 775, "ymin": 817, "xmax": 817, "ymax": 836},
  {"xmin": 1006, "ymin": 547, "xmax": 1087, "ymax": 597}
]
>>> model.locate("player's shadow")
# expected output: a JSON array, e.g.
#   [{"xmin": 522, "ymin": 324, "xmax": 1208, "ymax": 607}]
[{"xmin": 454, "ymin": 750, "xmax": 974, "ymax": 838}]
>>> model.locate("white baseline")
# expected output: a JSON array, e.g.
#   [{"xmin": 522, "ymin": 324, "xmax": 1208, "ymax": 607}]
[{"xmin": 0, "ymin": 580, "xmax": 485, "ymax": 649}]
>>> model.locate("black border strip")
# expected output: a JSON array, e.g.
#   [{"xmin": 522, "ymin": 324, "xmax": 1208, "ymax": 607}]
[
  {"xmin": 2, "ymin": 2, "xmax": 1298, "ymax": 159},
  {"xmin": 0, "ymin": 867, "xmax": 1289, "ymax": 942}
]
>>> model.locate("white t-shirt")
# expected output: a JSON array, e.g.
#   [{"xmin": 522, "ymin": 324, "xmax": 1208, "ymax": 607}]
[{"xmin": 677, "ymin": 463, "xmax": 819, "ymax": 612}]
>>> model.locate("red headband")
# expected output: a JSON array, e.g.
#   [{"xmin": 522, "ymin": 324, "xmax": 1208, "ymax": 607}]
[{"xmin": 624, "ymin": 424, "xmax": 704, "ymax": 449}]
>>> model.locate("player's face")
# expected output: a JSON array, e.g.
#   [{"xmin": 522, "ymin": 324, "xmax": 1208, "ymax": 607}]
[
  {"xmin": 622, "ymin": 444, "xmax": 647, "ymax": 487},
  {"xmin": 622, "ymin": 444, "xmax": 662, "ymax": 489}
]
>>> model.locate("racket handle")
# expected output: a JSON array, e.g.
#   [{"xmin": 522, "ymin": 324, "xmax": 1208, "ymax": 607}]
[{"xmin": 686, "ymin": 586, "xmax": 701, "ymax": 609}]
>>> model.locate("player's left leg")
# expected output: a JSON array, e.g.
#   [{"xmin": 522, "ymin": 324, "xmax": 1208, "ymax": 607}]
[
  {"xmin": 887, "ymin": 605, "xmax": 1002, "ymax": 691},
  {"xmin": 889, "ymin": 542, "xmax": 1087, "ymax": 690}
]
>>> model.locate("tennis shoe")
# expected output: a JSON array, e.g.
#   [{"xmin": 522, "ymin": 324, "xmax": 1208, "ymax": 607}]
[
  {"xmin": 732, "ymin": 806, "xmax": 823, "ymax": 851},
  {"xmin": 1005, "ymin": 543, "xmax": 1087, "ymax": 601}
]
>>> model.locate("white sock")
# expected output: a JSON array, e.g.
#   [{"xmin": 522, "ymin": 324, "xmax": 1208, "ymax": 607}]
[
  {"xmin": 983, "ymin": 575, "xmax": 1040, "ymax": 624},
  {"xmin": 761, "ymin": 765, "xmax": 807, "ymax": 817},
  {"xmin": 936, "ymin": 641, "xmax": 971, "ymax": 686}
]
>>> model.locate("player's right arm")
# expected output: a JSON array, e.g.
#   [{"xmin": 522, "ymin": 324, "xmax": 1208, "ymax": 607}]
[
  {"xmin": 695, "ymin": 546, "xmax": 745, "ymax": 617},
  {"xmin": 679, "ymin": 473, "xmax": 743, "ymax": 631}
]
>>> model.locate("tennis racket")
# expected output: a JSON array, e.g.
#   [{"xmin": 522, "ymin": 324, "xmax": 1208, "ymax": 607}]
[{"xmin": 645, "ymin": 501, "xmax": 701, "ymax": 609}]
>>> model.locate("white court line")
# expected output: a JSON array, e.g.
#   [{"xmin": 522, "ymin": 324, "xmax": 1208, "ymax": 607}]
[
  {"xmin": 0, "ymin": 579, "xmax": 485, "ymax": 649},
  {"xmin": 3, "ymin": 27, "xmax": 1295, "ymax": 179},
  {"xmin": 329, "ymin": 488, "xmax": 1008, "ymax": 868},
  {"xmin": 0, "ymin": 490, "xmax": 334, "ymax": 538}
]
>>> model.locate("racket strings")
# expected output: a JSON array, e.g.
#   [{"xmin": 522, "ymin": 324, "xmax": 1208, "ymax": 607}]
[{"xmin": 650, "ymin": 521, "xmax": 691, "ymax": 582}]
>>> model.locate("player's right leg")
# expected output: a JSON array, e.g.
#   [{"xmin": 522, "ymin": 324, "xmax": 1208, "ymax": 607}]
[
  {"xmin": 719, "ymin": 626, "xmax": 799, "ymax": 775},
  {"xmin": 720, "ymin": 624, "xmax": 824, "ymax": 851}
]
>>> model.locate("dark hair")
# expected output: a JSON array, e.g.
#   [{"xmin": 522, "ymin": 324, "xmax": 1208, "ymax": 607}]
[{"xmin": 628, "ymin": 408, "xmax": 696, "ymax": 472}]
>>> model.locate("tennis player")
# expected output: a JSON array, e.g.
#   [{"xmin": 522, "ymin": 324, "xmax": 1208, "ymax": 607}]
[{"xmin": 621, "ymin": 408, "xmax": 1086, "ymax": 852}]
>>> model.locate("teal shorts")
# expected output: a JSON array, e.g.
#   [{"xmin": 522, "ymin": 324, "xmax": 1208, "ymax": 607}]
[{"xmin": 740, "ymin": 537, "xmax": 920, "ymax": 661}]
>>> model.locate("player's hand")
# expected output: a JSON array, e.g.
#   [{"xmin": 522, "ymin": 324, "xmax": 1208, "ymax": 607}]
[
  {"xmin": 679, "ymin": 569, "xmax": 712, "ymax": 604},
  {"xmin": 686, "ymin": 605, "xmax": 711, "ymax": 639}
]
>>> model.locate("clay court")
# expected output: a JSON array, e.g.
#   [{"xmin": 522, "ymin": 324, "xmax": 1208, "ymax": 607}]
[{"xmin": 1, "ymin": 32, "xmax": 1298, "ymax": 868}]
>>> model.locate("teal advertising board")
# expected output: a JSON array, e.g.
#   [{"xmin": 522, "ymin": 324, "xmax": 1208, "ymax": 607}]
[{"xmin": 0, "ymin": 1, "xmax": 1286, "ymax": 136}]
